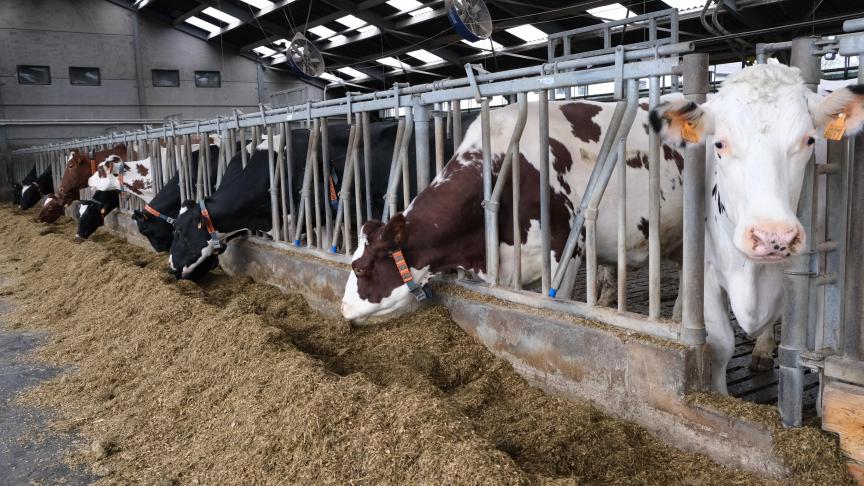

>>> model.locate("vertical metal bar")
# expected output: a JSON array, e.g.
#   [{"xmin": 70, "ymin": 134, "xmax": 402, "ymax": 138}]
[
  {"xmin": 452, "ymin": 101, "xmax": 463, "ymax": 149},
  {"xmin": 819, "ymin": 138, "xmax": 847, "ymax": 353},
  {"xmin": 648, "ymin": 75, "xmax": 662, "ymax": 320},
  {"xmin": 434, "ymin": 102, "xmax": 445, "ymax": 175},
  {"xmin": 511, "ymin": 93, "xmax": 526, "ymax": 290},
  {"xmin": 844, "ymin": 57, "xmax": 864, "ymax": 360},
  {"xmin": 312, "ymin": 120, "xmax": 323, "ymax": 248},
  {"xmin": 267, "ymin": 125, "xmax": 281, "ymax": 242},
  {"xmin": 240, "ymin": 127, "xmax": 248, "ymax": 169},
  {"xmin": 616, "ymin": 135, "xmax": 628, "ymax": 313},
  {"xmin": 353, "ymin": 113, "xmax": 363, "ymax": 249},
  {"xmin": 321, "ymin": 117, "xmax": 333, "ymax": 245},
  {"xmin": 539, "ymin": 90, "xmax": 552, "ymax": 296},
  {"xmin": 681, "ymin": 53, "xmax": 709, "ymax": 351},
  {"xmin": 481, "ymin": 99, "xmax": 496, "ymax": 283},
  {"xmin": 284, "ymin": 123, "xmax": 296, "ymax": 241},
  {"xmin": 329, "ymin": 123, "xmax": 359, "ymax": 253},
  {"xmin": 414, "ymin": 102, "xmax": 431, "ymax": 192},
  {"xmin": 277, "ymin": 123, "xmax": 289, "ymax": 242},
  {"xmin": 184, "ymin": 135, "xmax": 195, "ymax": 201},
  {"xmin": 780, "ymin": 37, "xmax": 819, "ymax": 428},
  {"xmin": 295, "ymin": 120, "xmax": 320, "ymax": 247},
  {"xmin": 398, "ymin": 110, "xmax": 415, "ymax": 211},
  {"xmin": 362, "ymin": 111, "xmax": 372, "ymax": 219},
  {"xmin": 382, "ymin": 118, "xmax": 406, "ymax": 223}
]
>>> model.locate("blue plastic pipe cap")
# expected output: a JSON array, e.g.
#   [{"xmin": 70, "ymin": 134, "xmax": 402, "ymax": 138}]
[
  {"xmin": 293, "ymin": 239, "xmax": 301, "ymax": 246},
  {"xmin": 330, "ymin": 245, "xmax": 338, "ymax": 253},
  {"xmin": 548, "ymin": 288, "xmax": 558, "ymax": 298}
]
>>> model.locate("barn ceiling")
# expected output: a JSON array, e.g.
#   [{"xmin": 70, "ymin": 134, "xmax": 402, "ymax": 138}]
[{"xmin": 107, "ymin": 0, "xmax": 864, "ymax": 94}]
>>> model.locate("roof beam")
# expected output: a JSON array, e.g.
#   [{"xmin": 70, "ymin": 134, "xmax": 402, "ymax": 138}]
[{"xmin": 197, "ymin": 0, "xmax": 298, "ymax": 42}]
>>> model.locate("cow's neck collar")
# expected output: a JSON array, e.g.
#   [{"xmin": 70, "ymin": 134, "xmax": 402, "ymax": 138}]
[
  {"xmin": 390, "ymin": 248, "xmax": 429, "ymax": 301},
  {"xmin": 198, "ymin": 200, "xmax": 221, "ymax": 250},
  {"xmin": 144, "ymin": 204, "xmax": 175, "ymax": 224}
]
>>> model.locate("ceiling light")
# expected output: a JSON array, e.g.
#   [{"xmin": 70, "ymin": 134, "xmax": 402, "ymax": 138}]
[
  {"xmin": 461, "ymin": 38, "xmax": 504, "ymax": 51},
  {"xmin": 238, "ymin": 0, "xmax": 277, "ymax": 10},
  {"xmin": 336, "ymin": 15, "xmax": 366, "ymax": 29},
  {"xmin": 387, "ymin": 0, "xmax": 423, "ymax": 12},
  {"xmin": 337, "ymin": 67, "xmax": 366, "ymax": 79},
  {"xmin": 505, "ymin": 24, "xmax": 547, "ymax": 43},
  {"xmin": 308, "ymin": 25, "xmax": 336, "ymax": 38},
  {"xmin": 185, "ymin": 17, "xmax": 221, "ymax": 34},
  {"xmin": 253, "ymin": 46, "xmax": 277, "ymax": 56},
  {"xmin": 407, "ymin": 49, "xmax": 443, "ymax": 64},
  {"xmin": 201, "ymin": 7, "xmax": 239, "ymax": 24}
]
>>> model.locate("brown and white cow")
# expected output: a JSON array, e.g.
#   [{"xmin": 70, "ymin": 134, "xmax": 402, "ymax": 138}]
[
  {"xmin": 39, "ymin": 144, "xmax": 128, "ymax": 223},
  {"xmin": 87, "ymin": 155, "xmax": 156, "ymax": 202},
  {"xmin": 341, "ymin": 97, "xmax": 685, "ymax": 319},
  {"xmin": 342, "ymin": 64, "xmax": 864, "ymax": 394}
]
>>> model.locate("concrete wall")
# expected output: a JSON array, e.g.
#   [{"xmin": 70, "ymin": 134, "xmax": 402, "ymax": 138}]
[{"xmin": 0, "ymin": 0, "xmax": 320, "ymax": 187}]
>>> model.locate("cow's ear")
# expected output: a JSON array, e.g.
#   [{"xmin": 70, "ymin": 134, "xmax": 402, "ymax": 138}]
[
  {"xmin": 131, "ymin": 209, "xmax": 145, "ymax": 222},
  {"xmin": 810, "ymin": 85, "xmax": 864, "ymax": 139},
  {"xmin": 649, "ymin": 100, "xmax": 713, "ymax": 147},
  {"xmin": 382, "ymin": 214, "xmax": 407, "ymax": 246}
]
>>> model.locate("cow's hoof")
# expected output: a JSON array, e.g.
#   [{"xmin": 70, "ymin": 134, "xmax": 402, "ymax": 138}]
[{"xmin": 749, "ymin": 355, "xmax": 774, "ymax": 372}]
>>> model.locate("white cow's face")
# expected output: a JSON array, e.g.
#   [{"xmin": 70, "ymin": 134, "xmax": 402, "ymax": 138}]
[{"xmin": 652, "ymin": 64, "xmax": 864, "ymax": 261}]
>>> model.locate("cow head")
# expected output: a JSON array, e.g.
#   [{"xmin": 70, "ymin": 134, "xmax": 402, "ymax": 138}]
[
  {"xmin": 131, "ymin": 209, "xmax": 174, "ymax": 252},
  {"xmin": 168, "ymin": 200, "xmax": 219, "ymax": 280},
  {"xmin": 19, "ymin": 184, "xmax": 42, "ymax": 210},
  {"xmin": 76, "ymin": 191, "xmax": 119, "ymax": 239},
  {"xmin": 651, "ymin": 64, "xmax": 864, "ymax": 261},
  {"xmin": 342, "ymin": 214, "xmax": 425, "ymax": 322},
  {"xmin": 39, "ymin": 194, "xmax": 66, "ymax": 223}
]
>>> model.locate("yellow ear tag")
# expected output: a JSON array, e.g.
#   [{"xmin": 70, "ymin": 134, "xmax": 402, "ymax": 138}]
[
  {"xmin": 824, "ymin": 113, "xmax": 847, "ymax": 141},
  {"xmin": 681, "ymin": 121, "xmax": 700, "ymax": 143}
]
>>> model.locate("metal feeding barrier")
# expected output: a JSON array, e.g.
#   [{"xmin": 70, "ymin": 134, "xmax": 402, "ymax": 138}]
[{"xmin": 10, "ymin": 10, "xmax": 864, "ymax": 428}]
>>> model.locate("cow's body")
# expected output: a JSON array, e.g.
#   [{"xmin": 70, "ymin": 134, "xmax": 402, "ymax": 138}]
[
  {"xmin": 39, "ymin": 144, "xmax": 128, "ymax": 223},
  {"xmin": 15, "ymin": 166, "xmax": 37, "ymax": 207},
  {"xmin": 20, "ymin": 166, "xmax": 53, "ymax": 210},
  {"xmin": 88, "ymin": 156, "xmax": 156, "ymax": 202},
  {"xmin": 342, "ymin": 99, "xmax": 685, "ymax": 320}
]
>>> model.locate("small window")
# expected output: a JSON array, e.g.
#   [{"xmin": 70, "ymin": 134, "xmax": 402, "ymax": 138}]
[
  {"xmin": 17, "ymin": 65, "xmax": 51, "ymax": 85},
  {"xmin": 69, "ymin": 67, "xmax": 100, "ymax": 86},
  {"xmin": 152, "ymin": 69, "xmax": 180, "ymax": 87},
  {"xmin": 195, "ymin": 70, "xmax": 220, "ymax": 88}
]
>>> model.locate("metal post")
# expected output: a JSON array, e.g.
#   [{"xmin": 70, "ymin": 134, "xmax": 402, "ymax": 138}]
[
  {"xmin": 362, "ymin": 112, "xmax": 372, "ymax": 219},
  {"xmin": 616, "ymin": 132, "xmax": 628, "ymax": 312},
  {"xmin": 452, "ymin": 101, "xmax": 463, "ymax": 149},
  {"xmin": 648, "ymin": 75, "xmax": 662, "ymax": 320},
  {"xmin": 481, "ymin": 99, "xmax": 495, "ymax": 283},
  {"xmin": 780, "ymin": 36, "xmax": 819, "ymax": 428},
  {"xmin": 284, "ymin": 123, "xmax": 296, "ymax": 241},
  {"xmin": 682, "ymin": 53, "xmax": 709, "ymax": 350},
  {"xmin": 434, "ymin": 102, "xmax": 445, "ymax": 175},
  {"xmin": 294, "ymin": 120, "xmax": 320, "ymax": 247},
  {"xmin": 353, "ymin": 113, "xmax": 364, "ymax": 249},
  {"xmin": 414, "ymin": 102, "xmax": 431, "ymax": 193},
  {"xmin": 539, "ymin": 89, "xmax": 551, "ymax": 296},
  {"xmin": 382, "ymin": 118, "xmax": 406, "ymax": 223},
  {"xmin": 267, "ymin": 125, "xmax": 281, "ymax": 242},
  {"xmin": 312, "ymin": 120, "xmax": 324, "ymax": 248},
  {"xmin": 240, "ymin": 127, "xmax": 248, "ymax": 169},
  {"xmin": 511, "ymin": 92, "xmax": 527, "ymax": 290},
  {"xmin": 843, "ymin": 58, "xmax": 864, "ymax": 360},
  {"xmin": 278, "ymin": 122, "xmax": 290, "ymax": 242},
  {"xmin": 321, "ymin": 117, "xmax": 333, "ymax": 245}
]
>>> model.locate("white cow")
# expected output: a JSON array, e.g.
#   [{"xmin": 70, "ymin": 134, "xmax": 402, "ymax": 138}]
[{"xmin": 652, "ymin": 64, "xmax": 864, "ymax": 393}]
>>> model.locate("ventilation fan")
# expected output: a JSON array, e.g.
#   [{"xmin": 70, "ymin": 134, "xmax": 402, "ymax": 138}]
[
  {"xmin": 445, "ymin": 0, "xmax": 493, "ymax": 42},
  {"xmin": 286, "ymin": 33, "xmax": 326, "ymax": 78}
]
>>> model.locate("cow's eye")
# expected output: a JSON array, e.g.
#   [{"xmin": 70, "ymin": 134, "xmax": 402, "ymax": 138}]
[
  {"xmin": 714, "ymin": 141, "xmax": 724, "ymax": 150},
  {"xmin": 806, "ymin": 136, "xmax": 816, "ymax": 146}
]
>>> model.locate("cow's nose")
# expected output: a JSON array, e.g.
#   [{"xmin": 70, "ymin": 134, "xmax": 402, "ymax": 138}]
[{"xmin": 747, "ymin": 222, "xmax": 804, "ymax": 259}]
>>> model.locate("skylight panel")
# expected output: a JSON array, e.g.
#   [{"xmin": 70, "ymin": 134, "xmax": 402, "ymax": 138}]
[
  {"xmin": 377, "ymin": 57, "xmax": 406, "ymax": 69},
  {"xmin": 357, "ymin": 25, "xmax": 379, "ymax": 34},
  {"xmin": 407, "ymin": 49, "xmax": 443, "ymax": 64},
  {"xmin": 586, "ymin": 3, "xmax": 636, "ymax": 22},
  {"xmin": 662, "ymin": 0, "xmax": 711, "ymax": 11},
  {"xmin": 253, "ymin": 46, "xmax": 277, "ymax": 57},
  {"xmin": 461, "ymin": 38, "xmax": 504, "ymax": 51},
  {"xmin": 505, "ymin": 24, "xmax": 547, "ymax": 43},
  {"xmin": 308, "ymin": 25, "xmax": 336, "ymax": 38},
  {"xmin": 409, "ymin": 7, "xmax": 434, "ymax": 16},
  {"xmin": 329, "ymin": 34, "xmax": 348, "ymax": 43},
  {"xmin": 387, "ymin": 0, "xmax": 424, "ymax": 13},
  {"xmin": 185, "ymin": 17, "xmax": 220, "ymax": 34},
  {"xmin": 320, "ymin": 72, "xmax": 342, "ymax": 82},
  {"xmin": 239, "ymin": 0, "xmax": 277, "ymax": 10},
  {"xmin": 336, "ymin": 15, "xmax": 366, "ymax": 30},
  {"xmin": 337, "ymin": 67, "xmax": 366, "ymax": 79},
  {"xmin": 201, "ymin": 7, "xmax": 239, "ymax": 25}
]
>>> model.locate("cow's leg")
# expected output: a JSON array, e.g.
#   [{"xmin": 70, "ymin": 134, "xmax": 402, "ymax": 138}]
[
  {"xmin": 749, "ymin": 325, "xmax": 776, "ymax": 372},
  {"xmin": 596, "ymin": 265, "xmax": 617, "ymax": 307},
  {"xmin": 705, "ymin": 270, "xmax": 733, "ymax": 394}
]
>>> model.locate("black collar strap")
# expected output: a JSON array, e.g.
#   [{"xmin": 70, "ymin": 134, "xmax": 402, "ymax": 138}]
[{"xmin": 144, "ymin": 204, "xmax": 174, "ymax": 225}]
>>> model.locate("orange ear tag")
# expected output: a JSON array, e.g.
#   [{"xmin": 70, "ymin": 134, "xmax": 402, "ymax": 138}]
[
  {"xmin": 824, "ymin": 113, "xmax": 847, "ymax": 141},
  {"xmin": 681, "ymin": 121, "xmax": 700, "ymax": 143}
]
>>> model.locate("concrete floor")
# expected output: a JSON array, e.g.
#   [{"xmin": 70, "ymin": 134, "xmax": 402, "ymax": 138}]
[{"xmin": 0, "ymin": 299, "xmax": 93, "ymax": 485}]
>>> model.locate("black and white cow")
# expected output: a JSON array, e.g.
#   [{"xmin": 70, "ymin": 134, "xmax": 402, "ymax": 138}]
[
  {"xmin": 19, "ymin": 166, "xmax": 54, "ymax": 210},
  {"xmin": 131, "ymin": 145, "xmax": 224, "ymax": 252},
  {"xmin": 13, "ymin": 166, "xmax": 37, "ymax": 207},
  {"xmin": 76, "ymin": 190, "xmax": 120, "ymax": 239}
]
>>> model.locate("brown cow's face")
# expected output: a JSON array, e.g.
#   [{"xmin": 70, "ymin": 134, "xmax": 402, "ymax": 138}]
[
  {"xmin": 342, "ymin": 215, "xmax": 416, "ymax": 322},
  {"xmin": 59, "ymin": 151, "xmax": 95, "ymax": 194},
  {"xmin": 38, "ymin": 194, "xmax": 66, "ymax": 223}
]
